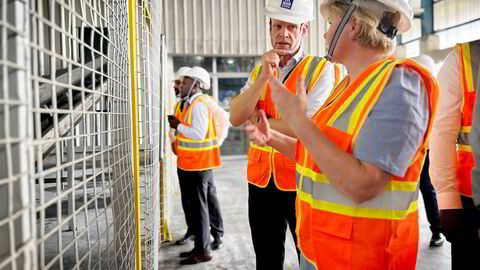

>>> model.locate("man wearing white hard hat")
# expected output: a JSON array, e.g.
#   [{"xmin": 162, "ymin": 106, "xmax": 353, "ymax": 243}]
[
  {"xmin": 229, "ymin": 1, "xmax": 343, "ymax": 268},
  {"xmin": 430, "ymin": 39, "xmax": 480, "ymax": 269},
  {"xmin": 244, "ymin": 0, "xmax": 439, "ymax": 269},
  {"xmin": 168, "ymin": 66, "xmax": 225, "ymax": 265},
  {"xmin": 170, "ymin": 66, "xmax": 198, "ymax": 246}
]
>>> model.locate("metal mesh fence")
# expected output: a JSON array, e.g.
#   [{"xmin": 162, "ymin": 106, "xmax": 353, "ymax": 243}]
[
  {"xmin": 28, "ymin": 0, "xmax": 135, "ymax": 269},
  {"xmin": 0, "ymin": 0, "xmax": 175, "ymax": 268},
  {"xmin": 0, "ymin": 0, "xmax": 36, "ymax": 269},
  {"xmin": 135, "ymin": 0, "xmax": 162, "ymax": 269}
]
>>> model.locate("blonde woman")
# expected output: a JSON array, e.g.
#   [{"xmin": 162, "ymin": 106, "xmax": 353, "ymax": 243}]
[{"xmin": 245, "ymin": 0, "xmax": 439, "ymax": 269}]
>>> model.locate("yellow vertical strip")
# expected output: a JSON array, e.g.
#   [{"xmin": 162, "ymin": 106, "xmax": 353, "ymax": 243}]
[
  {"xmin": 462, "ymin": 43, "xmax": 475, "ymax": 92},
  {"xmin": 127, "ymin": 0, "xmax": 141, "ymax": 269}
]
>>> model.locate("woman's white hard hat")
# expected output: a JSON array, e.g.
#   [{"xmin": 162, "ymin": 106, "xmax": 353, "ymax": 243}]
[{"xmin": 320, "ymin": 0, "xmax": 413, "ymax": 33}]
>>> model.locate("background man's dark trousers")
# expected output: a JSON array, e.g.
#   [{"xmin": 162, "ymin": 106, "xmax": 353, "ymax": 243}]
[
  {"xmin": 419, "ymin": 152, "xmax": 443, "ymax": 241},
  {"xmin": 178, "ymin": 168, "xmax": 224, "ymax": 253}
]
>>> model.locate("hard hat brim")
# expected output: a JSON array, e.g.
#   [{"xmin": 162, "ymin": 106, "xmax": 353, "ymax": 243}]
[{"xmin": 265, "ymin": 10, "xmax": 314, "ymax": 25}]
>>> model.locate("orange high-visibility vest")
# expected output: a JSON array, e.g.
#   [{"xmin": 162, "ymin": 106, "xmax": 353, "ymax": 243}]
[
  {"xmin": 456, "ymin": 40, "xmax": 480, "ymax": 197},
  {"xmin": 295, "ymin": 59, "xmax": 438, "ymax": 270},
  {"xmin": 174, "ymin": 100, "xmax": 182, "ymax": 118},
  {"xmin": 176, "ymin": 95, "xmax": 221, "ymax": 171},
  {"xmin": 247, "ymin": 55, "xmax": 344, "ymax": 191}
]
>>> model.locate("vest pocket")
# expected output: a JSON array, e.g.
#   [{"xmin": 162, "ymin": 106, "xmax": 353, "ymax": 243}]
[
  {"xmin": 311, "ymin": 210, "xmax": 353, "ymax": 240},
  {"xmin": 247, "ymin": 147, "xmax": 262, "ymax": 162},
  {"xmin": 310, "ymin": 210, "xmax": 353, "ymax": 267}
]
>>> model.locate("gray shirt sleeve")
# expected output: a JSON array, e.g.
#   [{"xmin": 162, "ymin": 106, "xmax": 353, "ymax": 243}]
[{"xmin": 353, "ymin": 67, "xmax": 429, "ymax": 177}]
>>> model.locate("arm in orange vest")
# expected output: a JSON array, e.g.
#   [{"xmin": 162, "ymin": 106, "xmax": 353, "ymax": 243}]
[
  {"xmin": 230, "ymin": 49, "xmax": 289, "ymax": 126},
  {"xmin": 271, "ymin": 76, "xmax": 391, "ymax": 204}
]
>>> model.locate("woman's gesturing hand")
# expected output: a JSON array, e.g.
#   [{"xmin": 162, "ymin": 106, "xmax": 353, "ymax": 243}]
[{"xmin": 270, "ymin": 76, "xmax": 307, "ymax": 122}]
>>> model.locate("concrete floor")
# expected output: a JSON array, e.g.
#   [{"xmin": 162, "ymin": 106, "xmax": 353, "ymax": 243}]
[{"xmin": 159, "ymin": 159, "xmax": 452, "ymax": 270}]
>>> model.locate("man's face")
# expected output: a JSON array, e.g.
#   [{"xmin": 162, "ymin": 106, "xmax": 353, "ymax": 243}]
[
  {"xmin": 173, "ymin": 79, "xmax": 183, "ymax": 96},
  {"xmin": 180, "ymin": 77, "xmax": 195, "ymax": 98},
  {"xmin": 270, "ymin": 19, "xmax": 305, "ymax": 52}
]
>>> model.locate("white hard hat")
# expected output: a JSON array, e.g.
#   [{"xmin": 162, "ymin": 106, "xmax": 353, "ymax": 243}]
[
  {"xmin": 413, "ymin": 54, "xmax": 436, "ymax": 74},
  {"xmin": 173, "ymin": 66, "xmax": 191, "ymax": 81},
  {"xmin": 320, "ymin": 0, "xmax": 413, "ymax": 33},
  {"xmin": 265, "ymin": 0, "xmax": 315, "ymax": 25},
  {"xmin": 184, "ymin": 66, "xmax": 211, "ymax": 89}
]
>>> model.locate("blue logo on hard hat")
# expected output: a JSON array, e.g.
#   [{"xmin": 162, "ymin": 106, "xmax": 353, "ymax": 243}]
[{"xmin": 280, "ymin": 0, "xmax": 294, "ymax": 9}]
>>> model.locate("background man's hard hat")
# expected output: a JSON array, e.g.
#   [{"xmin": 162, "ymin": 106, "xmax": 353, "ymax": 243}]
[
  {"xmin": 174, "ymin": 66, "xmax": 191, "ymax": 81},
  {"xmin": 184, "ymin": 66, "xmax": 211, "ymax": 90},
  {"xmin": 265, "ymin": 0, "xmax": 315, "ymax": 24}
]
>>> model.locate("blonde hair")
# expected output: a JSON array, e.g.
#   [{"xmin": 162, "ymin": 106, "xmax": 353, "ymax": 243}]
[{"xmin": 327, "ymin": 2, "xmax": 399, "ymax": 52}]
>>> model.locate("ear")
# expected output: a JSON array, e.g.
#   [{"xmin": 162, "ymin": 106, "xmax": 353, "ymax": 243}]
[
  {"xmin": 348, "ymin": 17, "xmax": 361, "ymax": 41},
  {"xmin": 301, "ymin": 23, "xmax": 309, "ymax": 37}
]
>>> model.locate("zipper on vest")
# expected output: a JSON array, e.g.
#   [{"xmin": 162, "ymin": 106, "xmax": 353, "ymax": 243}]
[{"xmin": 269, "ymin": 148, "xmax": 274, "ymax": 185}]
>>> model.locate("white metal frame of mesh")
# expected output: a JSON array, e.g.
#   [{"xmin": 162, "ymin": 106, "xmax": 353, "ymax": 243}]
[
  {"xmin": 28, "ymin": 0, "xmax": 135, "ymax": 269},
  {"xmin": 159, "ymin": 34, "xmax": 177, "ymax": 244},
  {"xmin": 0, "ymin": 0, "xmax": 36, "ymax": 269},
  {"xmin": 136, "ymin": 0, "xmax": 161, "ymax": 268}
]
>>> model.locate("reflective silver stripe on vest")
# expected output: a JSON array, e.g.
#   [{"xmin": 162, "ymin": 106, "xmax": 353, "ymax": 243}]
[
  {"xmin": 300, "ymin": 253, "xmax": 316, "ymax": 270},
  {"xmin": 304, "ymin": 57, "xmax": 322, "ymax": 92},
  {"xmin": 296, "ymin": 173, "xmax": 419, "ymax": 211},
  {"xmin": 457, "ymin": 131, "xmax": 470, "ymax": 146},
  {"xmin": 178, "ymin": 139, "xmax": 219, "ymax": 148}
]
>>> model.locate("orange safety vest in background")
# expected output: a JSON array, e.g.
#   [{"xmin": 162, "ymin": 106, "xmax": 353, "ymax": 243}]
[
  {"xmin": 295, "ymin": 59, "xmax": 438, "ymax": 269},
  {"xmin": 247, "ymin": 55, "xmax": 344, "ymax": 191},
  {"xmin": 176, "ymin": 95, "xmax": 221, "ymax": 171},
  {"xmin": 456, "ymin": 40, "xmax": 480, "ymax": 197},
  {"xmin": 174, "ymin": 100, "xmax": 182, "ymax": 118}
]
